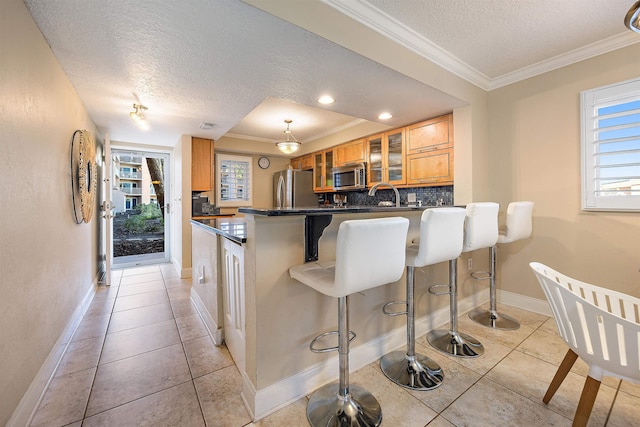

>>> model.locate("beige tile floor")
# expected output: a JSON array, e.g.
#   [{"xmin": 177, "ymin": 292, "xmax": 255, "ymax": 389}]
[{"xmin": 30, "ymin": 264, "xmax": 640, "ymax": 426}]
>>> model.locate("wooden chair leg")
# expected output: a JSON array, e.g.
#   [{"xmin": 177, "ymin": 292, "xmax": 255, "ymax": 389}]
[
  {"xmin": 572, "ymin": 376, "xmax": 601, "ymax": 427},
  {"xmin": 543, "ymin": 349, "xmax": 579, "ymax": 404}
]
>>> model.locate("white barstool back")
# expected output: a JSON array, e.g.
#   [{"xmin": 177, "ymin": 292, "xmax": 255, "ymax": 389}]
[
  {"xmin": 381, "ymin": 207, "xmax": 466, "ymax": 390},
  {"xmin": 335, "ymin": 218, "xmax": 409, "ymax": 295},
  {"xmin": 408, "ymin": 207, "xmax": 466, "ymax": 267},
  {"xmin": 290, "ymin": 217, "xmax": 409, "ymax": 299},
  {"xmin": 462, "ymin": 202, "xmax": 499, "ymax": 253},
  {"xmin": 498, "ymin": 201, "xmax": 533, "ymax": 244}
]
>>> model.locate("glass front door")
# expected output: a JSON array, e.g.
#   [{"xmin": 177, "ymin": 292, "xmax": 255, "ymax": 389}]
[{"xmin": 111, "ymin": 149, "xmax": 170, "ymax": 267}]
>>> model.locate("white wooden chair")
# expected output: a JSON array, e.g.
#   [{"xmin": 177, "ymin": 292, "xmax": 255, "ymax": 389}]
[{"xmin": 529, "ymin": 262, "xmax": 640, "ymax": 426}]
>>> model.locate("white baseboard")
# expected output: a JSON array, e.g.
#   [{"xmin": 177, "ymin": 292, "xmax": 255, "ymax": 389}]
[
  {"xmin": 8, "ymin": 275, "xmax": 98, "ymax": 427},
  {"xmin": 242, "ymin": 289, "xmax": 487, "ymax": 421},
  {"xmin": 169, "ymin": 256, "xmax": 192, "ymax": 279},
  {"xmin": 191, "ymin": 290, "xmax": 223, "ymax": 345},
  {"xmin": 499, "ymin": 289, "xmax": 551, "ymax": 317}
]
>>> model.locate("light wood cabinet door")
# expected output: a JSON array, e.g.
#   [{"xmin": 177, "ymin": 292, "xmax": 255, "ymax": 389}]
[
  {"xmin": 366, "ymin": 129, "xmax": 405, "ymax": 187},
  {"xmin": 406, "ymin": 147, "xmax": 454, "ymax": 186},
  {"xmin": 313, "ymin": 149, "xmax": 334, "ymax": 192},
  {"xmin": 291, "ymin": 154, "xmax": 313, "ymax": 170},
  {"xmin": 406, "ymin": 114, "xmax": 452, "ymax": 154},
  {"xmin": 334, "ymin": 139, "xmax": 365, "ymax": 166},
  {"xmin": 192, "ymin": 137, "xmax": 214, "ymax": 191}
]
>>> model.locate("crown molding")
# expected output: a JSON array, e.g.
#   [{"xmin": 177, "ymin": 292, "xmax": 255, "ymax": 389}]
[
  {"xmin": 323, "ymin": 0, "xmax": 640, "ymax": 92},
  {"xmin": 321, "ymin": 0, "xmax": 491, "ymax": 90},
  {"xmin": 489, "ymin": 32, "xmax": 640, "ymax": 90}
]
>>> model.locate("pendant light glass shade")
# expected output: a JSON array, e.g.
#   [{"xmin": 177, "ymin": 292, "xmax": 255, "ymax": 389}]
[
  {"xmin": 276, "ymin": 119, "xmax": 301, "ymax": 154},
  {"xmin": 625, "ymin": 1, "xmax": 640, "ymax": 32}
]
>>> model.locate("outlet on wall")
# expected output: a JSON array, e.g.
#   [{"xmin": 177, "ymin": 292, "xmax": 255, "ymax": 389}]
[{"xmin": 467, "ymin": 258, "xmax": 473, "ymax": 271}]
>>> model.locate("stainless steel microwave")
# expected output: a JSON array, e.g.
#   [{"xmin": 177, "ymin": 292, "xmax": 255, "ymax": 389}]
[{"xmin": 333, "ymin": 163, "xmax": 366, "ymax": 191}]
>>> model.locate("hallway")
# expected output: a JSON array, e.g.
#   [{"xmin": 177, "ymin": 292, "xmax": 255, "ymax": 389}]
[{"xmin": 29, "ymin": 265, "xmax": 639, "ymax": 426}]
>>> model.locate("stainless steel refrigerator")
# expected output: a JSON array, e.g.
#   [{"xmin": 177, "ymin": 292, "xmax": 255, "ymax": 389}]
[{"xmin": 273, "ymin": 169, "xmax": 316, "ymax": 208}]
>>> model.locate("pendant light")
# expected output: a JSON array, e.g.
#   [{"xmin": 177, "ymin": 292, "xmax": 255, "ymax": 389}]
[{"xmin": 276, "ymin": 119, "xmax": 301, "ymax": 154}]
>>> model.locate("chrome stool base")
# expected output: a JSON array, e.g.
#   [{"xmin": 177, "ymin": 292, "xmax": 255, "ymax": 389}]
[
  {"xmin": 468, "ymin": 308, "xmax": 520, "ymax": 330},
  {"xmin": 380, "ymin": 351, "xmax": 444, "ymax": 390},
  {"xmin": 307, "ymin": 383, "xmax": 382, "ymax": 427},
  {"xmin": 427, "ymin": 330, "xmax": 485, "ymax": 358}
]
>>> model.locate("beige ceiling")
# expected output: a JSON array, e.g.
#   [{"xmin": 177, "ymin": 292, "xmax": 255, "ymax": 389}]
[{"xmin": 23, "ymin": 0, "xmax": 640, "ymax": 149}]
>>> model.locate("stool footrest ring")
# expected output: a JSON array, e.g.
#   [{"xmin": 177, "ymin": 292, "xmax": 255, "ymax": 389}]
[
  {"xmin": 310, "ymin": 330, "xmax": 356, "ymax": 353},
  {"xmin": 428, "ymin": 284, "xmax": 450, "ymax": 296},
  {"xmin": 470, "ymin": 270, "xmax": 492, "ymax": 280},
  {"xmin": 382, "ymin": 301, "xmax": 407, "ymax": 316}
]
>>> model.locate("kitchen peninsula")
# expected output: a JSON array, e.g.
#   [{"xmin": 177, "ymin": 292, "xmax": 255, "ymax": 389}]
[{"xmin": 190, "ymin": 205, "xmax": 462, "ymax": 421}]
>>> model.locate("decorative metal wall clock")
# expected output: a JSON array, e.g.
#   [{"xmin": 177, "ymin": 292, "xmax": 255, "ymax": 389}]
[{"xmin": 70, "ymin": 129, "xmax": 97, "ymax": 223}]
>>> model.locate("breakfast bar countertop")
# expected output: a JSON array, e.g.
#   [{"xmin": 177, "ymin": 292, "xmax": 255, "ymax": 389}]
[
  {"xmin": 238, "ymin": 205, "xmax": 431, "ymax": 216},
  {"xmin": 190, "ymin": 217, "xmax": 247, "ymax": 244}
]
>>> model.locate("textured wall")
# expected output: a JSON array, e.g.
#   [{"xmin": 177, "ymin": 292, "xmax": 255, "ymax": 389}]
[{"xmin": 0, "ymin": 0, "xmax": 101, "ymax": 424}]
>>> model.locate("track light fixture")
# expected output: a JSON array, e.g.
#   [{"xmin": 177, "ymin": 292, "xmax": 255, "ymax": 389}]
[{"xmin": 129, "ymin": 103, "xmax": 149, "ymax": 129}]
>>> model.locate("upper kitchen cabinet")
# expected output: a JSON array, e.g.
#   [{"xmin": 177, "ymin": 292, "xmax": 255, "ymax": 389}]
[
  {"xmin": 290, "ymin": 154, "xmax": 313, "ymax": 170},
  {"xmin": 366, "ymin": 129, "xmax": 405, "ymax": 187},
  {"xmin": 192, "ymin": 137, "xmax": 214, "ymax": 191},
  {"xmin": 405, "ymin": 114, "xmax": 453, "ymax": 153},
  {"xmin": 405, "ymin": 114, "xmax": 454, "ymax": 186},
  {"xmin": 313, "ymin": 149, "xmax": 334, "ymax": 192},
  {"xmin": 334, "ymin": 138, "xmax": 366, "ymax": 167}
]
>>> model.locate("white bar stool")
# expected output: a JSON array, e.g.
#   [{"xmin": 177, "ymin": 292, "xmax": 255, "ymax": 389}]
[
  {"xmin": 468, "ymin": 201, "xmax": 534, "ymax": 330},
  {"xmin": 290, "ymin": 217, "xmax": 409, "ymax": 427},
  {"xmin": 380, "ymin": 207, "xmax": 466, "ymax": 390},
  {"xmin": 427, "ymin": 202, "xmax": 498, "ymax": 357}
]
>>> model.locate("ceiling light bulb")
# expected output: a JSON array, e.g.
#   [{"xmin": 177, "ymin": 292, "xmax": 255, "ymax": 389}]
[
  {"xmin": 317, "ymin": 95, "xmax": 335, "ymax": 104},
  {"xmin": 129, "ymin": 103, "xmax": 148, "ymax": 129},
  {"xmin": 378, "ymin": 112, "xmax": 392, "ymax": 120}
]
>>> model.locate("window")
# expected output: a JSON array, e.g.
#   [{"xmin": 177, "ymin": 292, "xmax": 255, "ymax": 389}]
[
  {"xmin": 216, "ymin": 154, "xmax": 252, "ymax": 207},
  {"xmin": 581, "ymin": 78, "xmax": 640, "ymax": 211}
]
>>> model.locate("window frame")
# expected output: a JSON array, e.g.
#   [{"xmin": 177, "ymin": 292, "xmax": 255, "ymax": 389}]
[
  {"xmin": 216, "ymin": 153, "xmax": 253, "ymax": 207},
  {"xmin": 581, "ymin": 77, "xmax": 640, "ymax": 212}
]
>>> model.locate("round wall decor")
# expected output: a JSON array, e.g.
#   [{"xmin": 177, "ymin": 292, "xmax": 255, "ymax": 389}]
[{"xmin": 71, "ymin": 130, "xmax": 97, "ymax": 223}]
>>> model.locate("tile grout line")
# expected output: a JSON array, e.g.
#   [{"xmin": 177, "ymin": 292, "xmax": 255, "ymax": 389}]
[
  {"xmin": 80, "ymin": 269, "xmax": 124, "ymax": 424},
  {"xmin": 160, "ymin": 267, "xmax": 209, "ymax": 427}
]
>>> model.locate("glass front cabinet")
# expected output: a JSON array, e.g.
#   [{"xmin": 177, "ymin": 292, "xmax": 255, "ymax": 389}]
[
  {"xmin": 313, "ymin": 149, "xmax": 334, "ymax": 192},
  {"xmin": 366, "ymin": 129, "xmax": 405, "ymax": 187}
]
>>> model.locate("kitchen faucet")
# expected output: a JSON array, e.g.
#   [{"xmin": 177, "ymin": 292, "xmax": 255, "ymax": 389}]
[{"xmin": 368, "ymin": 182, "xmax": 401, "ymax": 207}]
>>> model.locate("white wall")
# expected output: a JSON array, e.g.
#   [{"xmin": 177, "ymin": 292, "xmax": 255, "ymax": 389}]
[
  {"xmin": 488, "ymin": 44, "xmax": 640, "ymax": 301},
  {"xmin": 0, "ymin": 0, "xmax": 102, "ymax": 424}
]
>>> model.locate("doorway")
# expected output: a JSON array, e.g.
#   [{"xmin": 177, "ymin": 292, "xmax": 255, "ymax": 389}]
[{"xmin": 111, "ymin": 149, "xmax": 170, "ymax": 267}]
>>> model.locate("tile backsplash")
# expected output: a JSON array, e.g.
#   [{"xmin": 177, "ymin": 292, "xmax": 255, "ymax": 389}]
[{"xmin": 319, "ymin": 185, "xmax": 454, "ymax": 207}]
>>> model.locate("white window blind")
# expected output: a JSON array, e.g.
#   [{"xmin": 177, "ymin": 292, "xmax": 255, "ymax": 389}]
[
  {"xmin": 581, "ymin": 78, "xmax": 640, "ymax": 211},
  {"xmin": 216, "ymin": 154, "xmax": 252, "ymax": 207}
]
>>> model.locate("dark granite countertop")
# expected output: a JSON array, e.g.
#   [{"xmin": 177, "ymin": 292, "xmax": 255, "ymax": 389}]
[
  {"xmin": 238, "ymin": 205, "xmax": 432, "ymax": 216},
  {"xmin": 191, "ymin": 218, "xmax": 247, "ymax": 244}
]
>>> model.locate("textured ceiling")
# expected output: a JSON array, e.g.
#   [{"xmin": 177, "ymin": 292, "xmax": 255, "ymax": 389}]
[{"xmin": 23, "ymin": 0, "xmax": 640, "ymax": 148}]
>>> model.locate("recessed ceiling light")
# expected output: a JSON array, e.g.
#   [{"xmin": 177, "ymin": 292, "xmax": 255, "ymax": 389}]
[
  {"xmin": 199, "ymin": 122, "xmax": 215, "ymax": 129},
  {"xmin": 378, "ymin": 112, "xmax": 392, "ymax": 120},
  {"xmin": 317, "ymin": 95, "xmax": 335, "ymax": 104}
]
